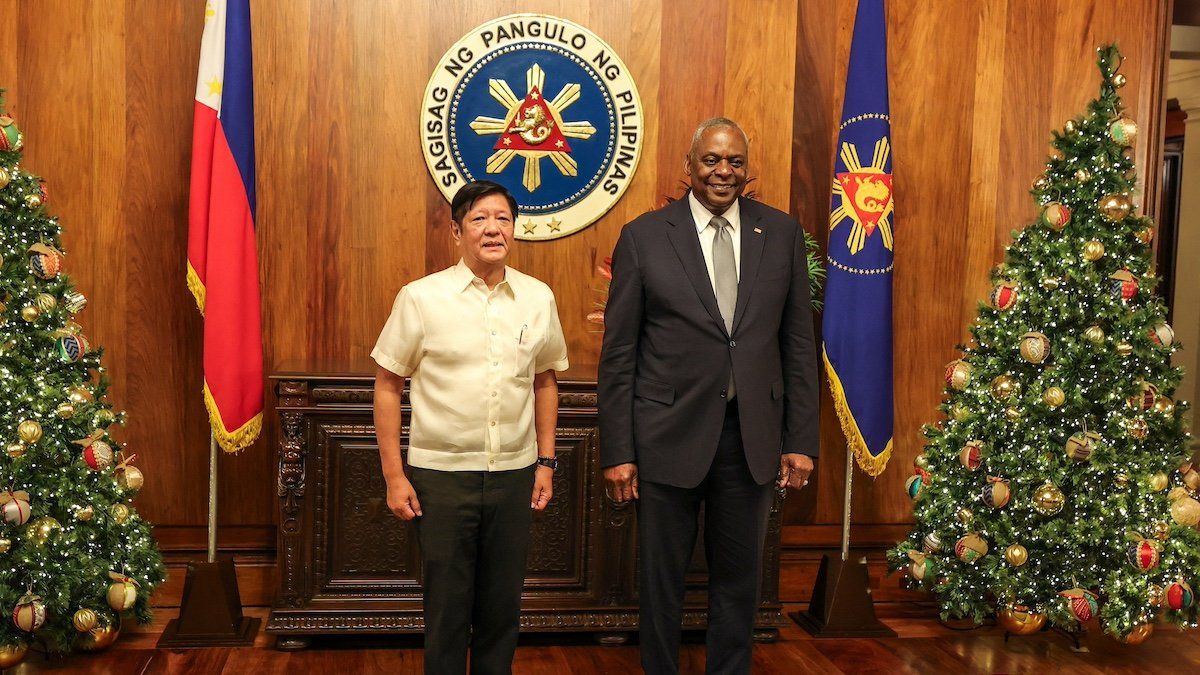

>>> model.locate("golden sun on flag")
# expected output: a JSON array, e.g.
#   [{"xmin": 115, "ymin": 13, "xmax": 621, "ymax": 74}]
[{"xmin": 829, "ymin": 136, "xmax": 894, "ymax": 255}]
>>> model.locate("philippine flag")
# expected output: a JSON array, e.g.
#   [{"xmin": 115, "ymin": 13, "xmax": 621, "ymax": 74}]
[{"xmin": 187, "ymin": 0, "xmax": 263, "ymax": 453}]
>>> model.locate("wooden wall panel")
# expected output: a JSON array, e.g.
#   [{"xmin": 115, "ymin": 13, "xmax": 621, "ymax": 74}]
[{"xmin": 0, "ymin": 0, "xmax": 1168, "ymax": 554}]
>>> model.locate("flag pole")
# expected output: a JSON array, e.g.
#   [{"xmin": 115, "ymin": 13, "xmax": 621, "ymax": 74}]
[
  {"xmin": 208, "ymin": 433, "xmax": 218, "ymax": 563},
  {"xmin": 841, "ymin": 445, "xmax": 853, "ymax": 561}
]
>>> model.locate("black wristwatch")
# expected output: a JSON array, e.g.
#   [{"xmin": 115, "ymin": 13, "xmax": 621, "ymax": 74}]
[{"xmin": 535, "ymin": 456, "xmax": 559, "ymax": 471}]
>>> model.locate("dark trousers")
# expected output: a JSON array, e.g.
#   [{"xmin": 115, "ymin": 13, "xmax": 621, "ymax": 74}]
[
  {"xmin": 637, "ymin": 402, "xmax": 775, "ymax": 675},
  {"xmin": 410, "ymin": 465, "xmax": 534, "ymax": 675}
]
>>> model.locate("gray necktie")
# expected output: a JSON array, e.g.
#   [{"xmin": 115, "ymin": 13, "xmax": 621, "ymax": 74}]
[{"xmin": 710, "ymin": 216, "xmax": 737, "ymax": 398}]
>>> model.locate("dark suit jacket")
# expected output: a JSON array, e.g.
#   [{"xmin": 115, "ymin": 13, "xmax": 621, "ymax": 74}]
[{"xmin": 598, "ymin": 195, "xmax": 820, "ymax": 488}]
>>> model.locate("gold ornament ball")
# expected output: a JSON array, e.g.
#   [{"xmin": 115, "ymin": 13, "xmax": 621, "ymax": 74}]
[
  {"xmin": 95, "ymin": 409, "xmax": 116, "ymax": 426},
  {"xmin": 1126, "ymin": 417, "xmax": 1149, "ymax": 440},
  {"xmin": 1099, "ymin": 194, "xmax": 1132, "ymax": 222},
  {"xmin": 117, "ymin": 465, "xmax": 144, "ymax": 492},
  {"xmin": 107, "ymin": 579, "xmax": 138, "ymax": 612},
  {"xmin": 1149, "ymin": 584, "xmax": 1165, "ymax": 607},
  {"xmin": 0, "ymin": 166, "xmax": 10, "ymax": 188},
  {"xmin": 946, "ymin": 360, "xmax": 972, "ymax": 391},
  {"xmin": 1041, "ymin": 277, "xmax": 1061, "ymax": 290},
  {"xmin": 1075, "ymin": 168, "xmax": 1091, "ymax": 182},
  {"xmin": 56, "ymin": 402, "xmax": 76, "ymax": 419},
  {"xmin": 77, "ymin": 617, "xmax": 121, "ymax": 652},
  {"xmin": 30, "ymin": 516, "xmax": 62, "ymax": 545},
  {"xmin": 1112, "ymin": 73, "xmax": 1128, "ymax": 88},
  {"xmin": 1064, "ymin": 119, "xmax": 1078, "ymax": 134},
  {"xmin": 1109, "ymin": 117, "xmax": 1138, "ymax": 146},
  {"xmin": 1116, "ymin": 342, "xmax": 1133, "ymax": 357},
  {"xmin": 1136, "ymin": 228, "xmax": 1154, "ymax": 245},
  {"xmin": 76, "ymin": 505, "xmax": 94, "ymax": 521},
  {"xmin": 1043, "ymin": 387, "xmax": 1066, "ymax": 408},
  {"xmin": 1084, "ymin": 325, "xmax": 1105, "ymax": 344},
  {"xmin": 990, "ymin": 374, "xmax": 1020, "ymax": 400},
  {"xmin": 1004, "ymin": 407, "xmax": 1021, "ymax": 421},
  {"xmin": 1151, "ymin": 520, "xmax": 1170, "ymax": 540},
  {"xmin": 73, "ymin": 608, "xmax": 98, "ymax": 632},
  {"xmin": 998, "ymin": 605, "xmax": 1047, "ymax": 635},
  {"xmin": 0, "ymin": 539, "xmax": 10, "ymax": 553},
  {"xmin": 1019, "ymin": 332, "xmax": 1051, "ymax": 364},
  {"xmin": 20, "ymin": 305, "xmax": 39, "ymax": 322},
  {"xmin": 1115, "ymin": 473, "xmax": 1130, "ymax": 488},
  {"xmin": 1032, "ymin": 481, "xmax": 1065, "ymax": 515},
  {"xmin": 1149, "ymin": 472, "xmax": 1170, "ymax": 492},
  {"xmin": 5, "ymin": 443, "xmax": 25, "ymax": 459},
  {"xmin": 1082, "ymin": 240, "xmax": 1106, "ymax": 261},
  {"xmin": 1153, "ymin": 397, "xmax": 1175, "ymax": 416},
  {"xmin": 111, "ymin": 503, "xmax": 130, "ymax": 524},
  {"xmin": 957, "ymin": 507, "xmax": 974, "ymax": 523},
  {"xmin": 24, "ymin": 193, "xmax": 42, "ymax": 208},
  {"xmin": 68, "ymin": 387, "xmax": 93, "ymax": 405},
  {"xmin": 1117, "ymin": 623, "xmax": 1154, "ymax": 645},
  {"xmin": 0, "ymin": 643, "xmax": 27, "ymax": 669},
  {"xmin": 1004, "ymin": 543, "xmax": 1028, "ymax": 566},
  {"xmin": 17, "ymin": 420, "xmax": 42, "ymax": 444},
  {"xmin": 1183, "ymin": 464, "xmax": 1200, "ymax": 492},
  {"xmin": 34, "ymin": 293, "xmax": 56, "ymax": 312},
  {"xmin": 1033, "ymin": 175, "xmax": 1050, "ymax": 190},
  {"xmin": 1170, "ymin": 493, "xmax": 1200, "ymax": 527}
]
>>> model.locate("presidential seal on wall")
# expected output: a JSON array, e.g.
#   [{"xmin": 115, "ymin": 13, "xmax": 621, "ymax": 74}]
[{"xmin": 421, "ymin": 14, "xmax": 644, "ymax": 241}]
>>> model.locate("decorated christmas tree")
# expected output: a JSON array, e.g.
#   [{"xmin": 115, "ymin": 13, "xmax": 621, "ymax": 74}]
[
  {"xmin": 0, "ymin": 93, "xmax": 163, "ymax": 664},
  {"xmin": 888, "ymin": 46, "xmax": 1199, "ymax": 643}
]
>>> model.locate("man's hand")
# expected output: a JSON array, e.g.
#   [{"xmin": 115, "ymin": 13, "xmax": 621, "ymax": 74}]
[
  {"xmin": 603, "ymin": 463, "xmax": 639, "ymax": 503},
  {"xmin": 778, "ymin": 453, "xmax": 814, "ymax": 490},
  {"xmin": 386, "ymin": 477, "xmax": 423, "ymax": 520},
  {"xmin": 532, "ymin": 466, "xmax": 554, "ymax": 511}
]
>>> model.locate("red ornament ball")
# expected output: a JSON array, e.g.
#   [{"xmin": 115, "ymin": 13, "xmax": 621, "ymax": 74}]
[
  {"xmin": 1167, "ymin": 580, "xmax": 1194, "ymax": 610},
  {"xmin": 1041, "ymin": 202, "xmax": 1071, "ymax": 230},
  {"xmin": 1110, "ymin": 268, "xmax": 1138, "ymax": 303},
  {"xmin": 991, "ymin": 282, "xmax": 1019, "ymax": 311},
  {"xmin": 959, "ymin": 440, "xmax": 983, "ymax": 471},
  {"xmin": 83, "ymin": 441, "xmax": 114, "ymax": 471},
  {"xmin": 1058, "ymin": 587, "xmax": 1099, "ymax": 622},
  {"xmin": 1129, "ymin": 538, "xmax": 1160, "ymax": 572}
]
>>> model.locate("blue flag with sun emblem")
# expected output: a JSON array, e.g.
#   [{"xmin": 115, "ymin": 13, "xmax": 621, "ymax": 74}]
[{"xmin": 822, "ymin": 0, "xmax": 894, "ymax": 476}]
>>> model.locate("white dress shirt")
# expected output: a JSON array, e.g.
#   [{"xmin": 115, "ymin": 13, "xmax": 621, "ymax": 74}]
[
  {"xmin": 371, "ymin": 260, "xmax": 569, "ymax": 472},
  {"xmin": 688, "ymin": 192, "xmax": 741, "ymax": 294}
]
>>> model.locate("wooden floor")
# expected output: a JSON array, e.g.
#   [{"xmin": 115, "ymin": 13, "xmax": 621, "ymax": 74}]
[{"xmin": 15, "ymin": 604, "xmax": 1200, "ymax": 674}]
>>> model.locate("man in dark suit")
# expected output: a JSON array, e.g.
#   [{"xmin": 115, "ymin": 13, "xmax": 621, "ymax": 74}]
[{"xmin": 598, "ymin": 118, "xmax": 818, "ymax": 674}]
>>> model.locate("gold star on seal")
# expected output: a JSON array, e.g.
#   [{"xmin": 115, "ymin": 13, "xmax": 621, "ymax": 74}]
[
  {"xmin": 547, "ymin": 218, "xmax": 562, "ymax": 233},
  {"xmin": 522, "ymin": 220, "xmax": 538, "ymax": 235}
]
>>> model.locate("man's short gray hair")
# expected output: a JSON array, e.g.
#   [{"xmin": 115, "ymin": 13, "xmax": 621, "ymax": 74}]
[{"xmin": 689, "ymin": 118, "xmax": 749, "ymax": 156}]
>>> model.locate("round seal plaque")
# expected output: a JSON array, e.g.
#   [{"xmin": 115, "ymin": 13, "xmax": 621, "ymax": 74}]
[{"xmin": 421, "ymin": 14, "xmax": 644, "ymax": 241}]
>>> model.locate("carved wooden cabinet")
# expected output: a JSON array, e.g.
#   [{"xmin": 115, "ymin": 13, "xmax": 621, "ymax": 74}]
[{"xmin": 268, "ymin": 371, "xmax": 786, "ymax": 649}]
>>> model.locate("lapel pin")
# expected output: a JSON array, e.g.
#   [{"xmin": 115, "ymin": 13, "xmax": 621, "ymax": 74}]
[{"xmin": 753, "ymin": 227, "xmax": 762, "ymax": 234}]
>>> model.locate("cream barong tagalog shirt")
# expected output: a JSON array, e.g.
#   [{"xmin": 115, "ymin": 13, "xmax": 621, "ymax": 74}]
[{"xmin": 371, "ymin": 260, "xmax": 569, "ymax": 472}]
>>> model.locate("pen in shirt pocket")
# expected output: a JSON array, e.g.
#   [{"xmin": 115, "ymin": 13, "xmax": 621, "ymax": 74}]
[{"xmin": 518, "ymin": 324, "xmax": 527, "ymax": 345}]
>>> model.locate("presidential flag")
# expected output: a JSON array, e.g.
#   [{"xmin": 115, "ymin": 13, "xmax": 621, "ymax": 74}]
[
  {"xmin": 187, "ymin": 0, "xmax": 262, "ymax": 453},
  {"xmin": 822, "ymin": 0, "xmax": 894, "ymax": 476}
]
